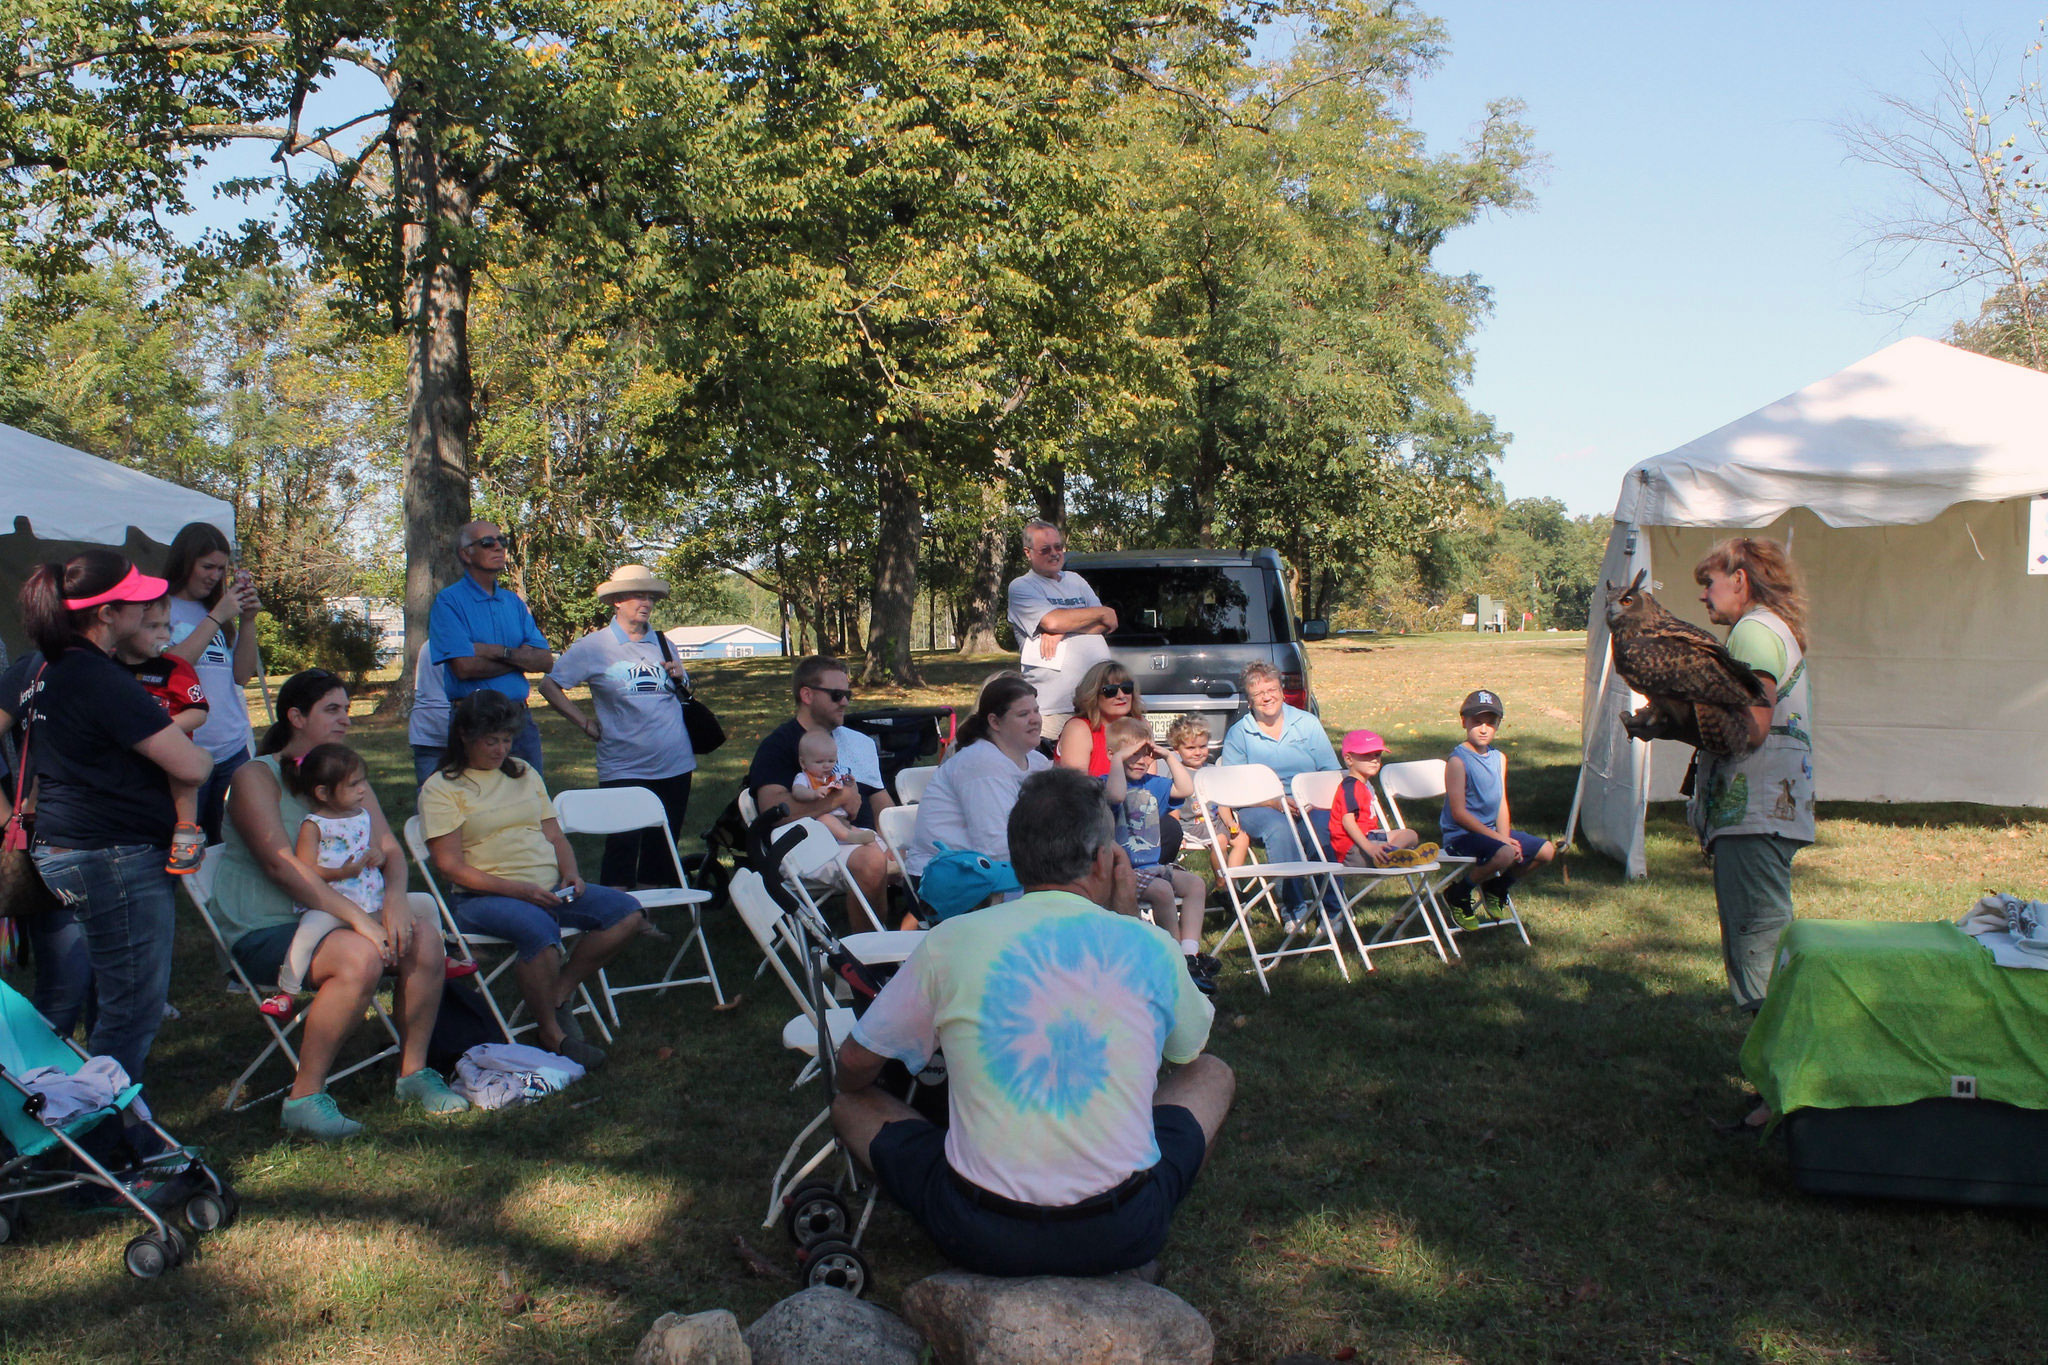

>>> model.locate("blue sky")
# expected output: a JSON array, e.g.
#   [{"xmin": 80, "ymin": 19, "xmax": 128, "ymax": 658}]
[{"xmin": 1380, "ymin": 2, "xmax": 2048, "ymax": 515}]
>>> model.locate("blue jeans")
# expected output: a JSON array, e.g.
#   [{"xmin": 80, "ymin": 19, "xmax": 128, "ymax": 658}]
[
  {"xmin": 511, "ymin": 716, "xmax": 544, "ymax": 778},
  {"xmin": 1233, "ymin": 805, "xmax": 1334, "ymax": 913},
  {"xmin": 450, "ymin": 882, "xmax": 640, "ymax": 961},
  {"xmin": 413, "ymin": 744, "xmax": 444, "ymax": 787},
  {"xmin": 194, "ymin": 745, "xmax": 251, "ymax": 844},
  {"xmin": 26, "ymin": 905, "xmax": 93, "ymax": 1039},
  {"xmin": 30, "ymin": 842, "xmax": 177, "ymax": 1084}
]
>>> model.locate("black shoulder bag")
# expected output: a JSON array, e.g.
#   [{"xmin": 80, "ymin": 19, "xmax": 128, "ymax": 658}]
[{"xmin": 654, "ymin": 630, "xmax": 725, "ymax": 755}]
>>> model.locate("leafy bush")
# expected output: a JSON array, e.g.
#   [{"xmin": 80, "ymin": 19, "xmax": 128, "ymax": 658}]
[{"xmin": 256, "ymin": 606, "xmax": 384, "ymax": 688}]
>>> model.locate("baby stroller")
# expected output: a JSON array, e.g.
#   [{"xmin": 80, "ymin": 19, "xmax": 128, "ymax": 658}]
[
  {"xmin": 0, "ymin": 979, "xmax": 237, "ymax": 1277},
  {"xmin": 746, "ymin": 804, "xmax": 940, "ymax": 1297}
]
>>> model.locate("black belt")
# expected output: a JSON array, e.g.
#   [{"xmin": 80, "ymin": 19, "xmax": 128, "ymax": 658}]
[{"xmin": 948, "ymin": 1167, "xmax": 1152, "ymax": 1222}]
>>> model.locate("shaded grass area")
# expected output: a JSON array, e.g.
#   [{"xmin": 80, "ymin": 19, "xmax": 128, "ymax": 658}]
[{"xmin": 2, "ymin": 637, "xmax": 2043, "ymax": 1363}]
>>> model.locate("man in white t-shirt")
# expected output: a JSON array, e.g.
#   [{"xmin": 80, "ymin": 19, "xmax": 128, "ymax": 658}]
[
  {"xmin": 830, "ymin": 768, "xmax": 1234, "ymax": 1277},
  {"xmin": 1006, "ymin": 519, "xmax": 1118, "ymax": 739}
]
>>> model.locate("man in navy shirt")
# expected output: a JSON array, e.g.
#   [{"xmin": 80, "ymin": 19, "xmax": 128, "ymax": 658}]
[{"xmin": 428, "ymin": 521, "xmax": 555, "ymax": 774}]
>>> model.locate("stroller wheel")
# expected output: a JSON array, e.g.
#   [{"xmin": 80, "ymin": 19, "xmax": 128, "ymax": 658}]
[
  {"xmin": 797, "ymin": 1238, "xmax": 870, "ymax": 1297},
  {"xmin": 183, "ymin": 1191, "xmax": 231, "ymax": 1234},
  {"xmin": 123, "ymin": 1229, "xmax": 184, "ymax": 1279},
  {"xmin": 782, "ymin": 1182, "xmax": 850, "ymax": 1246},
  {"xmin": 0, "ymin": 1200, "xmax": 21, "ymax": 1244}
]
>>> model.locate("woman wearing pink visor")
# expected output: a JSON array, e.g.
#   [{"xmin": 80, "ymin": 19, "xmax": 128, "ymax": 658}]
[{"xmin": 1, "ymin": 551, "xmax": 214, "ymax": 1088}]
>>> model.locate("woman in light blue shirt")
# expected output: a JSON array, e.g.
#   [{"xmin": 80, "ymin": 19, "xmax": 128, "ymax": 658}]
[{"xmin": 1218, "ymin": 661, "xmax": 1338, "ymax": 931}]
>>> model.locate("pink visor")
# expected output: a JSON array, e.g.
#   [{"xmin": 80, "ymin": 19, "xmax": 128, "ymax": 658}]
[{"xmin": 64, "ymin": 565, "xmax": 170, "ymax": 610}]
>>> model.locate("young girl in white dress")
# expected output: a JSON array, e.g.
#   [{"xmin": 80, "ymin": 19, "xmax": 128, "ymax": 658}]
[{"xmin": 262, "ymin": 743, "xmax": 386, "ymax": 1016}]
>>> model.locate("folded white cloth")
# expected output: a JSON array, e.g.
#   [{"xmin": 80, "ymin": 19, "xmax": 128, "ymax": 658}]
[
  {"xmin": 1959, "ymin": 893, "xmax": 2048, "ymax": 969},
  {"xmin": 16, "ymin": 1056, "xmax": 132, "ymax": 1125}
]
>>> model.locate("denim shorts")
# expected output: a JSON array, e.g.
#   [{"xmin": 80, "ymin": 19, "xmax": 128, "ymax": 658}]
[
  {"xmin": 450, "ymin": 881, "xmax": 639, "ymax": 960},
  {"xmin": 868, "ymin": 1105, "xmax": 1207, "ymax": 1277}
]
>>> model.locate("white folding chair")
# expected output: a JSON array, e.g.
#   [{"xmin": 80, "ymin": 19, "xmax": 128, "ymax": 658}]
[
  {"xmin": 181, "ymin": 845, "xmax": 403, "ymax": 1111},
  {"xmin": 1192, "ymin": 764, "xmax": 1347, "ymax": 994},
  {"xmin": 733, "ymin": 869, "xmax": 875, "ymax": 1240},
  {"xmin": 1377, "ymin": 760, "xmax": 1531, "ymax": 948},
  {"xmin": 402, "ymin": 817, "xmax": 614, "ymax": 1045},
  {"xmin": 552, "ymin": 786, "xmax": 725, "ymax": 1025},
  {"xmin": 737, "ymin": 788, "xmax": 760, "ymax": 824},
  {"xmin": 892, "ymin": 765, "xmax": 939, "ymax": 806},
  {"xmin": 1289, "ymin": 772, "xmax": 1449, "ymax": 967},
  {"xmin": 771, "ymin": 817, "xmax": 885, "ymax": 935},
  {"xmin": 875, "ymin": 803, "xmax": 927, "ymax": 920}
]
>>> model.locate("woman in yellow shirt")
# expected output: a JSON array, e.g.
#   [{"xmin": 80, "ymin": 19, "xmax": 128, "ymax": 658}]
[{"xmin": 420, "ymin": 691, "xmax": 643, "ymax": 1070}]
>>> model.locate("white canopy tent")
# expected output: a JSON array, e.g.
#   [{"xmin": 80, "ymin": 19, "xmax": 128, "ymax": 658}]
[
  {"xmin": 1571, "ymin": 337, "xmax": 2048, "ymax": 878},
  {"xmin": 0, "ymin": 423, "xmax": 235, "ymax": 653}
]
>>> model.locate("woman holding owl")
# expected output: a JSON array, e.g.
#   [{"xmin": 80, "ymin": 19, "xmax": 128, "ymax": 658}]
[{"xmin": 1690, "ymin": 537, "xmax": 1813, "ymax": 1016}]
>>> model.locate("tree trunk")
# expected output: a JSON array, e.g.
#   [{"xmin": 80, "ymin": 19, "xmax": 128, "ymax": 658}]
[
  {"xmin": 1191, "ymin": 376, "xmax": 1222, "ymax": 549},
  {"xmin": 862, "ymin": 441, "xmax": 923, "ymax": 686},
  {"xmin": 957, "ymin": 481, "xmax": 1008, "ymax": 654},
  {"xmin": 379, "ymin": 91, "xmax": 476, "ymax": 717},
  {"xmin": 1031, "ymin": 457, "xmax": 1065, "ymax": 526}
]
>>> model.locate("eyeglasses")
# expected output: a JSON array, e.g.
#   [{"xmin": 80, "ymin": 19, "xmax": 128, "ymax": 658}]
[
  {"xmin": 813, "ymin": 687, "xmax": 853, "ymax": 704},
  {"xmin": 1031, "ymin": 541, "xmax": 1067, "ymax": 554},
  {"xmin": 1099, "ymin": 681, "xmax": 1136, "ymax": 697},
  {"xmin": 465, "ymin": 535, "xmax": 508, "ymax": 550}
]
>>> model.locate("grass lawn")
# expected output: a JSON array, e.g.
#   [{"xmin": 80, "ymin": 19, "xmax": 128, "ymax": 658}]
[{"xmin": 2, "ymin": 633, "xmax": 2043, "ymax": 1363}]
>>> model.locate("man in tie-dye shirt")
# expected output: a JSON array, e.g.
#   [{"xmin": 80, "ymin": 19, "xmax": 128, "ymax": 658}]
[{"xmin": 833, "ymin": 768, "xmax": 1235, "ymax": 1277}]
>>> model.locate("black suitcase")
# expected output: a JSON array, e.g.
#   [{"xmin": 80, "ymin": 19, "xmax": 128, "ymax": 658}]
[{"xmin": 1783, "ymin": 1097, "xmax": 2048, "ymax": 1209}]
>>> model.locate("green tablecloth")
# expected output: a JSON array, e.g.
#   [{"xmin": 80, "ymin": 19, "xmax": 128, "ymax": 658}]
[{"xmin": 1742, "ymin": 919, "xmax": 2048, "ymax": 1117}]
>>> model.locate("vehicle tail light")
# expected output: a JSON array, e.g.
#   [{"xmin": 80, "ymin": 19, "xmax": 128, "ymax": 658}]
[{"xmin": 1282, "ymin": 672, "xmax": 1308, "ymax": 710}]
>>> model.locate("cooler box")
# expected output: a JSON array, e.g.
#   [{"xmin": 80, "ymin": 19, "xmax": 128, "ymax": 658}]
[
  {"xmin": 1744, "ymin": 919, "xmax": 2048, "ymax": 1209},
  {"xmin": 842, "ymin": 707, "xmax": 956, "ymax": 798}
]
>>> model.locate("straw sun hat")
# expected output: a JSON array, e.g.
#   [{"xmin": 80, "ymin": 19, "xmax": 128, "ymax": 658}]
[{"xmin": 595, "ymin": 565, "xmax": 671, "ymax": 601}]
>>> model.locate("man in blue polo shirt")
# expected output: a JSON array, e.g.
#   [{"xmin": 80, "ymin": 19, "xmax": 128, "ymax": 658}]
[{"xmin": 428, "ymin": 521, "xmax": 555, "ymax": 773}]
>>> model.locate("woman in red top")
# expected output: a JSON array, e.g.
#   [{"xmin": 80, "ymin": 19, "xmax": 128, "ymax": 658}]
[{"xmin": 1055, "ymin": 660, "xmax": 1146, "ymax": 777}]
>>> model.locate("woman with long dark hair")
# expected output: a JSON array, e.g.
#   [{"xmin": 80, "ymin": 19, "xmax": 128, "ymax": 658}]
[
  {"xmin": 163, "ymin": 521, "xmax": 262, "ymax": 841},
  {"xmin": 904, "ymin": 672, "xmax": 1054, "ymax": 876},
  {"xmin": 421, "ymin": 690, "xmax": 643, "ymax": 1071},
  {"xmin": 9, "ymin": 551, "xmax": 213, "ymax": 1084},
  {"xmin": 211, "ymin": 669, "xmax": 466, "ymax": 1140}
]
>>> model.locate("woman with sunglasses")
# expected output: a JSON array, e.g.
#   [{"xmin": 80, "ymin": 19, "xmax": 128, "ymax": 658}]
[{"xmin": 1056, "ymin": 660, "xmax": 1146, "ymax": 778}]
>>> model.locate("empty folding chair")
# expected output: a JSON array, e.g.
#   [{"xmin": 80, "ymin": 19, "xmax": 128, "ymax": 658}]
[
  {"xmin": 892, "ymin": 765, "xmax": 939, "ymax": 806},
  {"xmin": 1192, "ymin": 764, "xmax": 1347, "ymax": 994},
  {"xmin": 1289, "ymin": 773, "xmax": 1449, "ymax": 968},
  {"xmin": 874, "ymin": 803, "xmax": 927, "ymax": 921},
  {"xmin": 182, "ymin": 846, "xmax": 403, "ymax": 1112},
  {"xmin": 552, "ymin": 786, "xmax": 724, "ymax": 1025},
  {"xmin": 772, "ymin": 817, "xmax": 886, "ymax": 935},
  {"xmin": 402, "ymin": 817, "xmax": 614, "ymax": 1045},
  {"xmin": 1377, "ymin": 759, "xmax": 1531, "ymax": 948}
]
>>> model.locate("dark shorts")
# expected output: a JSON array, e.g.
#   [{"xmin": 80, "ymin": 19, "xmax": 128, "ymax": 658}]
[
  {"xmin": 231, "ymin": 920, "xmax": 313, "ymax": 991},
  {"xmin": 867, "ymin": 1105, "xmax": 1207, "ymax": 1277},
  {"xmin": 1442, "ymin": 827, "xmax": 1547, "ymax": 868}
]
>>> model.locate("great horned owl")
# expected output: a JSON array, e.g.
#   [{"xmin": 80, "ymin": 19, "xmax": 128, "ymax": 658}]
[{"xmin": 1604, "ymin": 570, "xmax": 1769, "ymax": 759}]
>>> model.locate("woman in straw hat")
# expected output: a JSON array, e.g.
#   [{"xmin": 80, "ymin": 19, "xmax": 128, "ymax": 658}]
[{"xmin": 539, "ymin": 565, "xmax": 698, "ymax": 887}]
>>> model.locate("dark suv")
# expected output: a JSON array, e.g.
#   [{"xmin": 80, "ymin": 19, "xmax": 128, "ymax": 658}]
[{"xmin": 1061, "ymin": 548, "xmax": 1326, "ymax": 751}]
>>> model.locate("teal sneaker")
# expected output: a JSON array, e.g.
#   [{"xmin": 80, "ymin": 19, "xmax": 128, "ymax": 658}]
[
  {"xmin": 281, "ymin": 1092, "xmax": 363, "ymax": 1143},
  {"xmin": 395, "ymin": 1067, "xmax": 470, "ymax": 1115}
]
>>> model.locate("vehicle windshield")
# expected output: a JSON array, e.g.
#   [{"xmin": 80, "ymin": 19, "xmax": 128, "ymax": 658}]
[{"xmin": 1083, "ymin": 566, "xmax": 1282, "ymax": 646}]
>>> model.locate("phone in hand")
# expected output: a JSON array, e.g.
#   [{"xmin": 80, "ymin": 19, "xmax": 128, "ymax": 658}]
[{"xmin": 553, "ymin": 883, "xmax": 579, "ymax": 903}]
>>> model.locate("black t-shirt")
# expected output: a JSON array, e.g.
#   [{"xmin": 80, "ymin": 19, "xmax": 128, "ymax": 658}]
[
  {"xmin": 745, "ymin": 718, "xmax": 882, "ymax": 828},
  {"xmin": 28, "ymin": 644, "xmax": 176, "ymax": 849}
]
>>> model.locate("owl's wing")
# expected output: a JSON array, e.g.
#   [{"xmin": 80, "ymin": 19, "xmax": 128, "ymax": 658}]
[{"xmin": 1614, "ymin": 627, "xmax": 1768, "ymax": 708}]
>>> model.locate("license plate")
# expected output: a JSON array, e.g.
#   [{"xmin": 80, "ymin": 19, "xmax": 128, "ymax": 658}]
[{"xmin": 1148, "ymin": 712, "xmax": 1179, "ymax": 739}]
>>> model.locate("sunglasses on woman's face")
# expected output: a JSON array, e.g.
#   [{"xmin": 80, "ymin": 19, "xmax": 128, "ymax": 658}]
[{"xmin": 1099, "ymin": 681, "xmax": 1136, "ymax": 698}]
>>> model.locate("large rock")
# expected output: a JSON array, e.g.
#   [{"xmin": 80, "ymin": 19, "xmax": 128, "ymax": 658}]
[
  {"xmin": 632, "ymin": 1309, "xmax": 750, "ymax": 1365},
  {"xmin": 743, "ymin": 1287, "xmax": 924, "ymax": 1365},
  {"xmin": 902, "ymin": 1271, "xmax": 1214, "ymax": 1365}
]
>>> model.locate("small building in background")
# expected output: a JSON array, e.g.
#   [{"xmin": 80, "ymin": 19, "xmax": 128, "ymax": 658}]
[{"xmin": 662, "ymin": 623, "xmax": 784, "ymax": 660}]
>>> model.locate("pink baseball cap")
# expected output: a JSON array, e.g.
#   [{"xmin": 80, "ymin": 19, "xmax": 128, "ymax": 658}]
[{"xmin": 1341, "ymin": 729, "xmax": 1387, "ymax": 756}]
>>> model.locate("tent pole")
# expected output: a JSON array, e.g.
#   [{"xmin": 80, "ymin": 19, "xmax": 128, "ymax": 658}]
[{"xmin": 1562, "ymin": 630, "xmax": 1614, "ymax": 854}]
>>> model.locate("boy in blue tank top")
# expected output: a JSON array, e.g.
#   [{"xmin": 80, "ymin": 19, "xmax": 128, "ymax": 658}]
[{"xmin": 1439, "ymin": 689, "xmax": 1553, "ymax": 929}]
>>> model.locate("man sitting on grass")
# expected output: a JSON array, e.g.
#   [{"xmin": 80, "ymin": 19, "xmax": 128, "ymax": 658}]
[{"xmin": 830, "ymin": 767, "xmax": 1234, "ymax": 1277}]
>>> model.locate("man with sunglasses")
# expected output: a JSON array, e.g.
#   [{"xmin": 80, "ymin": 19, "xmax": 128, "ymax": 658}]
[
  {"xmin": 428, "ymin": 521, "xmax": 555, "ymax": 774},
  {"xmin": 1008, "ymin": 518, "xmax": 1118, "ymax": 741},
  {"xmin": 746, "ymin": 655, "xmax": 896, "ymax": 928}
]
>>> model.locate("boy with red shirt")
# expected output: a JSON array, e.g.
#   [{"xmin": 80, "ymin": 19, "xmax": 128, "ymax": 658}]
[
  {"xmin": 1328, "ymin": 730, "xmax": 1436, "ymax": 869},
  {"xmin": 115, "ymin": 599, "xmax": 209, "ymax": 872}
]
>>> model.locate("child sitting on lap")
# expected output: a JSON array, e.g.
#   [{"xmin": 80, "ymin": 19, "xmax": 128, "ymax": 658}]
[
  {"xmin": 1439, "ymin": 689, "xmax": 1554, "ymax": 927},
  {"xmin": 792, "ymin": 729, "xmax": 877, "ymax": 845},
  {"xmin": 1330, "ymin": 729, "xmax": 1437, "ymax": 868},
  {"xmin": 1166, "ymin": 716, "xmax": 1250, "ymax": 867},
  {"xmin": 1102, "ymin": 718, "xmax": 1214, "ymax": 988},
  {"xmin": 268, "ymin": 743, "xmax": 387, "ymax": 1016}
]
